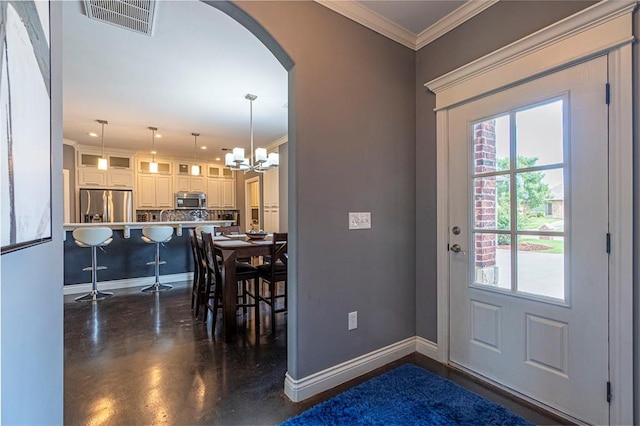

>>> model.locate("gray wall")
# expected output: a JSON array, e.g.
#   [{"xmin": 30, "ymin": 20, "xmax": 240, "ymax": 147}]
[
  {"xmin": 233, "ymin": 1, "xmax": 416, "ymax": 378},
  {"xmin": 63, "ymin": 143, "xmax": 76, "ymax": 222},
  {"xmin": 414, "ymin": 0, "xmax": 596, "ymax": 341},
  {"xmin": 1, "ymin": 2, "xmax": 64, "ymax": 423}
]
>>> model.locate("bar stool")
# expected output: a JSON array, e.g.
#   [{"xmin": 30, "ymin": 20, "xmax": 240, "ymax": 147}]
[
  {"xmin": 72, "ymin": 227, "xmax": 114, "ymax": 302},
  {"xmin": 141, "ymin": 226, "xmax": 173, "ymax": 293}
]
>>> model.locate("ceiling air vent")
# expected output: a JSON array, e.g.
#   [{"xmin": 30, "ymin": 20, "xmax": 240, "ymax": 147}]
[{"xmin": 83, "ymin": 0, "xmax": 157, "ymax": 36}]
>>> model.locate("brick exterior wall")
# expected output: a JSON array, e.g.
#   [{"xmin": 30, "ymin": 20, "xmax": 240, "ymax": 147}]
[{"xmin": 474, "ymin": 121, "xmax": 497, "ymax": 269}]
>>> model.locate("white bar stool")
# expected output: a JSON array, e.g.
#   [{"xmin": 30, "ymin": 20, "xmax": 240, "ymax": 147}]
[
  {"xmin": 194, "ymin": 225, "xmax": 216, "ymax": 239},
  {"xmin": 141, "ymin": 226, "xmax": 174, "ymax": 293},
  {"xmin": 72, "ymin": 227, "xmax": 114, "ymax": 302}
]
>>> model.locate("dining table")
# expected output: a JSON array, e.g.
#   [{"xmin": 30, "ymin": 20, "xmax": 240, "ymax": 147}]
[{"xmin": 212, "ymin": 235, "xmax": 273, "ymax": 341}]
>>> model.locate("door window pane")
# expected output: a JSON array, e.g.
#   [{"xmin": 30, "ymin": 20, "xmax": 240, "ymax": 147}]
[
  {"xmin": 473, "ymin": 115, "xmax": 510, "ymax": 174},
  {"xmin": 473, "ymin": 176, "xmax": 509, "ymax": 230},
  {"xmin": 473, "ymin": 233, "xmax": 511, "ymax": 290},
  {"xmin": 516, "ymin": 168, "xmax": 563, "ymax": 231},
  {"xmin": 516, "ymin": 235, "xmax": 564, "ymax": 300},
  {"xmin": 516, "ymin": 100, "xmax": 563, "ymax": 168}
]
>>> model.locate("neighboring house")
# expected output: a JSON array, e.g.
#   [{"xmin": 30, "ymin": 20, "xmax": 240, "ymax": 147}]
[
  {"xmin": 547, "ymin": 183, "xmax": 564, "ymax": 218},
  {"xmin": 1, "ymin": 1, "xmax": 638, "ymax": 424}
]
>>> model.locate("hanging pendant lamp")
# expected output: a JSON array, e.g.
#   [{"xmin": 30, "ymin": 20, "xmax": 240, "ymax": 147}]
[
  {"xmin": 148, "ymin": 127, "xmax": 158, "ymax": 173},
  {"xmin": 191, "ymin": 133, "xmax": 200, "ymax": 176},
  {"xmin": 97, "ymin": 119, "xmax": 108, "ymax": 170}
]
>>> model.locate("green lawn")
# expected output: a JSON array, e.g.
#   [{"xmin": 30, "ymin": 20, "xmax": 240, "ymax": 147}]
[{"xmin": 517, "ymin": 215, "xmax": 562, "ymax": 230}]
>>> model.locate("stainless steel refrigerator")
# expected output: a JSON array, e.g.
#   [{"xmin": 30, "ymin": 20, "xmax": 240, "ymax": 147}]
[{"xmin": 79, "ymin": 189, "xmax": 133, "ymax": 223}]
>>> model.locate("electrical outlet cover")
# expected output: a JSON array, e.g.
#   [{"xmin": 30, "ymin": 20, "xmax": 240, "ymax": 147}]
[{"xmin": 349, "ymin": 212, "xmax": 371, "ymax": 229}]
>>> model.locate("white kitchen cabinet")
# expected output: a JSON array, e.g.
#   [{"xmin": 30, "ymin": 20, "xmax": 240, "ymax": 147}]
[
  {"xmin": 108, "ymin": 169, "xmax": 134, "ymax": 188},
  {"xmin": 138, "ymin": 159, "xmax": 172, "ymax": 174},
  {"xmin": 137, "ymin": 174, "xmax": 156, "ymax": 208},
  {"xmin": 191, "ymin": 176, "xmax": 206, "ymax": 192},
  {"xmin": 176, "ymin": 175, "xmax": 206, "ymax": 193},
  {"xmin": 155, "ymin": 175, "xmax": 173, "ymax": 208},
  {"xmin": 206, "ymin": 178, "xmax": 221, "ymax": 208},
  {"xmin": 77, "ymin": 149, "xmax": 134, "ymax": 188},
  {"xmin": 78, "ymin": 169, "xmax": 107, "ymax": 187},
  {"xmin": 263, "ymin": 207, "xmax": 279, "ymax": 233},
  {"xmin": 263, "ymin": 167, "xmax": 279, "ymax": 208},
  {"xmin": 137, "ymin": 174, "xmax": 173, "ymax": 209},
  {"xmin": 221, "ymin": 180, "xmax": 235, "ymax": 208}
]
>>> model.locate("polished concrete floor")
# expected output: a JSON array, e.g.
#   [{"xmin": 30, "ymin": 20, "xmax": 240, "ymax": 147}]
[{"xmin": 64, "ymin": 281, "xmax": 568, "ymax": 425}]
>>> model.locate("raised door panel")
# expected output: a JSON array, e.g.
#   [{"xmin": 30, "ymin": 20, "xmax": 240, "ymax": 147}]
[
  {"xmin": 191, "ymin": 176, "xmax": 206, "ymax": 193},
  {"xmin": 263, "ymin": 168, "xmax": 279, "ymax": 208},
  {"xmin": 137, "ymin": 174, "xmax": 156, "ymax": 208},
  {"xmin": 155, "ymin": 175, "xmax": 173, "ymax": 208},
  {"xmin": 221, "ymin": 179, "xmax": 235, "ymax": 208},
  {"xmin": 263, "ymin": 208, "xmax": 279, "ymax": 233},
  {"xmin": 108, "ymin": 170, "xmax": 134, "ymax": 188},
  {"xmin": 206, "ymin": 179, "xmax": 221, "ymax": 208},
  {"xmin": 78, "ymin": 169, "xmax": 107, "ymax": 187},
  {"xmin": 175, "ymin": 175, "xmax": 191, "ymax": 193}
]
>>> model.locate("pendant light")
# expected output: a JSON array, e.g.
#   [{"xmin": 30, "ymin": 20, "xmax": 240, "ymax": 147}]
[
  {"xmin": 97, "ymin": 119, "xmax": 108, "ymax": 170},
  {"xmin": 191, "ymin": 133, "xmax": 200, "ymax": 176},
  {"xmin": 148, "ymin": 126, "xmax": 158, "ymax": 173},
  {"xmin": 225, "ymin": 94, "xmax": 279, "ymax": 173}
]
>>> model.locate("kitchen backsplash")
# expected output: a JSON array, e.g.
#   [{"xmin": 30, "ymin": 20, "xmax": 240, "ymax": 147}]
[{"xmin": 136, "ymin": 209, "xmax": 239, "ymax": 223}]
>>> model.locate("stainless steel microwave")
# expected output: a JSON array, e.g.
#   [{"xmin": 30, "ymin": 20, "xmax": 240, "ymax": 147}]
[{"xmin": 175, "ymin": 192, "xmax": 206, "ymax": 210}]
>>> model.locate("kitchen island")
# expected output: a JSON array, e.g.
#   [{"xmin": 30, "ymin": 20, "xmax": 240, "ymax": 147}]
[{"xmin": 63, "ymin": 220, "xmax": 234, "ymax": 293}]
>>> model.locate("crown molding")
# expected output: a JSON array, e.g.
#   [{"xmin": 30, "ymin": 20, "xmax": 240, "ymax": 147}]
[
  {"xmin": 415, "ymin": 0, "xmax": 498, "ymax": 50},
  {"xmin": 265, "ymin": 135, "xmax": 288, "ymax": 151},
  {"xmin": 63, "ymin": 138, "xmax": 78, "ymax": 147},
  {"xmin": 315, "ymin": 0, "xmax": 499, "ymax": 51},
  {"xmin": 426, "ymin": 0, "xmax": 636, "ymax": 110},
  {"xmin": 315, "ymin": 1, "xmax": 416, "ymax": 50}
]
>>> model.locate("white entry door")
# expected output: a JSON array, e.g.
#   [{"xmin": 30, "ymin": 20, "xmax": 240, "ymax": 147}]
[{"xmin": 448, "ymin": 56, "xmax": 609, "ymax": 424}]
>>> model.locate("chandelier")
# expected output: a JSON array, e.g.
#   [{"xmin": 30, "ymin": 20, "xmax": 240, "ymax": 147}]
[{"xmin": 225, "ymin": 94, "xmax": 279, "ymax": 173}]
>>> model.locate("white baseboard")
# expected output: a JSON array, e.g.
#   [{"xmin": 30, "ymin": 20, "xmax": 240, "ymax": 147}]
[
  {"xmin": 284, "ymin": 336, "xmax": 416, "ymax": 402},
  {"xmin": 63, "ymin": 272, "xmax": 193, "ymax": 295},
  {"xmin": 415, "ymin": 336, "xmax": 439, "ymax": 361}
]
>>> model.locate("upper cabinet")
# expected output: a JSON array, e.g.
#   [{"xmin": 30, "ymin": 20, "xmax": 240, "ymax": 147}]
[
  {"xmin": 175, "ymin": 161, "xmax": 206, "ymax": 193},
  {"xmin": 77, "ymin": 148, "xmax": 134, "ymax": 188},
  {"xmin": 138, "ymin": 159, "xmax": 172, "ymax": 174},
  {"xmin": 206, "ymin": 163, "xmax": 236, "ymax": 208}
]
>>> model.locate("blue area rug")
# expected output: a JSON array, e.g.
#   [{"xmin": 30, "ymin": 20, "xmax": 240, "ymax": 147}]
[{"xmin": 280, "ymin": 363, "xmax": 534, "ymax": 426}]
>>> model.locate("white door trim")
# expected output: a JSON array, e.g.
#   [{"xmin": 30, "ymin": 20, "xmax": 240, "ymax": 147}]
[
  {"xmin": 427, "ymin": 2, "xmax": 635, "ymax": 424},
  {"xmin": 244, "ymin": 176, "xmax": 260, "ymax": 231}
]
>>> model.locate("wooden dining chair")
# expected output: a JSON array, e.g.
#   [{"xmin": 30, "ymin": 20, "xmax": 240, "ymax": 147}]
[
  {"xmin": 257, "ymin": 233, "xmax": 288, "ymax": 334},
  {"xmin": 189, "ymin": 229, "xmax": 209, "ymax": 319},
  {"xmin": 201, "ymin": 232, "xmax": 261, "ymax": 333},
  {"xmin": 214, "ymin": 225, "xmax": 242, "ymax": 236}
]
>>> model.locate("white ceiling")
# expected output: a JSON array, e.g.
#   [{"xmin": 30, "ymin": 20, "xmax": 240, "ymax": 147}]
[
  {"xmin": 63, "ymin": 1, "xmax": 493, "ymax": 161},
  {"xmin": 62, "ymin": 1, "xmax": 288, "ymax": 161}
]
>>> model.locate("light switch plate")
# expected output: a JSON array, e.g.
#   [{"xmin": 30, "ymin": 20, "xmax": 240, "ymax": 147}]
[
  {"xmin": 348, "ymin": 311, "xmax": 358, "ymax": 330},
  {"xmin": 349, "ymin": 212, "xmax": 371, "ymax": 229}
]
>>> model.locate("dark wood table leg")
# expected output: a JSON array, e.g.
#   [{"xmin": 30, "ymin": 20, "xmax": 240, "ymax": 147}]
[{"xmin": 222, "ymin": 249, "xmax": 238, "ymax": 342}]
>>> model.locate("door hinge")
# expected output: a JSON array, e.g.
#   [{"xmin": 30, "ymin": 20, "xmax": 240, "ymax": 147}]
[
  {"xmin": 605, "ymin": 83, "xmax": 611, "ymax": 105},
  {"xmin": 447, "ymin": 243, "xmax": 450, "ymax": 251},
  {"xmin": 606, "ymin": 233, "xmax": 611, "ymax": 254},
  {"xmin": 607, "ymin": 381, "xmax": 612, "ymax": 403}
]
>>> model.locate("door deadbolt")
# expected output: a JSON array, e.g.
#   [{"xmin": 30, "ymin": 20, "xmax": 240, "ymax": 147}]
[{"xmin": 452, "ymin": 226, "xmax": 461, "ymax": 235}]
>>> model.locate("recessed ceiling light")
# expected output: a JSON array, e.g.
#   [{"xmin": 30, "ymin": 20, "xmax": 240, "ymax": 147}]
[
  {"xmin": 88, "ymin": 132, "xmax": 98, "ymax": 137},
  {"xmin": 200, "ymin": 146, "xmax": 207, "ymax": 150},
  {"xmin": 155, "ymin": 134, "xmax": 162, "ymax": 138},
  {"xmin": 215, "ymin": 157, "xmax": 221, "ymax": 161}
]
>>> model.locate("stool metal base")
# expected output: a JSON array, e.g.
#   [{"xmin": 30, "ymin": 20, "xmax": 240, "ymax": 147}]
[
  {"xmin": 75, "ymin": 290, "xmax": 114, "ymax": 302},
  {"xmin": 141, "ymin": 282, "xmax": 173, "ymax": 293}
]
